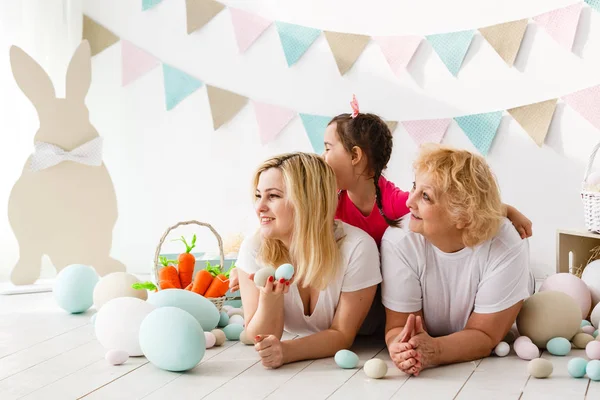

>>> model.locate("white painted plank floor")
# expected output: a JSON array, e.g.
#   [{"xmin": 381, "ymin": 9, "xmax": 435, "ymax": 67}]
[{"xmin": 1, "ymin": 292, "xmax": 599, "ymax": 400}]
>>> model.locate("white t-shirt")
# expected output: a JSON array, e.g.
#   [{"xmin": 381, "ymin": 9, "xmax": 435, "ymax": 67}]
[
  {"xmin": 236, "ymin": 221, "xmax": 382, "ymax": 337},
  {"xmin": 381, "ymin": 218, "xmax": 535, "ymax": 338}
]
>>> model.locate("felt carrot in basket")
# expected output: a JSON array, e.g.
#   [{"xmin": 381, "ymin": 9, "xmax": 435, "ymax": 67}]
[
  {"xmin": 158, "ymin": 256, "xmax": 181, "ymax": 289},
  {"xmin": 173, "ymin": 234, "xmax": 196, "ymax": 289},
  {"xmin": 191, "ymin": 261, "xmax": 217, "ymax": 295},
  {"xmin": 204, "ymin": 262, "xmax": 235, "ymax": 298}
]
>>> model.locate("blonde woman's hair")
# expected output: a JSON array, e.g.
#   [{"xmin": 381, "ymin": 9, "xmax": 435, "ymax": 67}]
[
  {"xmin": 252, "ymin": 152, "xmax": 343, "ymax": 290},
  {"xmin": 413, "ymin": 143, "xmax": 504, "ymax": 247}
]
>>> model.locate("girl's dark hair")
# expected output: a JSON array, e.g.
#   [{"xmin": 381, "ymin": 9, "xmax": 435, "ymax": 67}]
[{"xmin": 328, "ymin": 113, "xmax": 400, "ymax": 227}]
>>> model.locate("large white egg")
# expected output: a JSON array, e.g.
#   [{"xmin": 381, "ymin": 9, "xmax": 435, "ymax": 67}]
[
  {"xmin": 591, "ymin": 302, "xmax": 600, "ymax": 329},
  {"xmin": 93, "ymin": 272, "xmax": 148, "ymax": 310},
  {"xmin": 95, "ymin": 297, "xmax": 155, "ymax": 356},
  {"xmin": 582, "ymin": 260, "xmax": 600, "ymax": 308}
]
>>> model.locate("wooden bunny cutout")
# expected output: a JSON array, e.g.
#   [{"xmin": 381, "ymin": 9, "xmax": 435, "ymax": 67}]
[{"xmin": 8, "ymin": 40, "xmax": 126, "ymax": 285}]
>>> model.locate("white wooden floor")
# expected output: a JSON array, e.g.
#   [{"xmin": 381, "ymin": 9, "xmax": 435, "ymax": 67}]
[{"xmin": 1, "ymin": 292, "xmax": 599, "ymax": 400}]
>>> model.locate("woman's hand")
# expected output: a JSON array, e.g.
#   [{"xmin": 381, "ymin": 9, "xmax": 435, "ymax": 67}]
[
  {"xmin": 254, "ymin": 334, "xmax": 286, "ymax": 368},
  {"xmin": 388, "ymin": 314, "xmax": 421, "ymax": 375},
  {"xmin": 248, "ymin": 273, "xmax": 293, "ymax": 297},
  {"xmin": 229, "ymin": 268, "xmax": 240, "ymax": 292},
  {"xmin": 406, "ymin": 316, "xmax": 439, "ymax": 374}
]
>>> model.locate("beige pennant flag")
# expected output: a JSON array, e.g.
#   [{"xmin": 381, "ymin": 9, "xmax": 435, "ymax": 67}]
[
  {"xmin": 508, "ymin": 99, "xmax": 557, "ymax": 146},
  {"xmin": 207, "ymin": 85, "xmax": 248, "ymax": 129},
  {"xmin": 386, "ymin": 121, "xmax": 398, "ymax": 133},
  {"xmin": 83, "ymin": 16, "xmax": 120, "ymax": 56},
  {"xmin": 479, "ymin": 19, "xmax": 528, "ymax": 67},
  {"xmin": 324, "ymin": 32, "xmax": 371, "ymax": 75},
  {"xmin": 186, "ymin": 0, "xmax": 226, "ymax": 34}
]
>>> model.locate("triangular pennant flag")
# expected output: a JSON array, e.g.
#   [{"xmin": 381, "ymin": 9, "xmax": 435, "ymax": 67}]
[
  {"xmin": 587, "ymin": 0, "xmax": 600, "ymax": 13},
  {"xmin": 479, "ymin": 19, "xmax": 528, "ymax": 67},
  {"xmin": 402, "ymin": 119, "xmax": 451, "ymax": 146},
  {"xmin": 299, "ymin": 114, "xmax": 331, "ymax": 154},
  {"xmin": 533, "ymin": 2, "xmax": 583, "ymax": 51},
  {"xmin": 253, "ymin": 101, "xmax": 296, "ymax": 144},
  {"xmin": 386, "ymin": 121, "xmax": 399, "ymax": 133},
  {"xmin": 323, "ymin": 32, "xmax": 371, "ymax": 75},
  {"xmin": 162, "ymin": 64, "xmax": 203, "ymax": 111},
  {"xmin": 121, "ymin": 40, "xmax": 160, "ymax": 86},
  {"xmin": 142, "ymin": 0, "xmax": 163, "ymax": 11},
  {"xmin": 426, "ymin": 30, "xmax": 474, "ymax": 76},
  {"xmin": 206, "ymin": 85, "xmax": 249, "ymax": 129},
  {"xmin": 373, "ymin": 36, "xmax": 422, "ymax": 77},
  {"xmin": 563, "ymin": 85, "xmax": 600, "ymax": 130},
  {"xmin": 229, "ymin": 8, "xmax": 272, "ymax": 53},
  {"xmin": 508, "ymin": 99, "xmax": 557, "ymax": 147},
  {"xmin": 275, "ymin": 22, "xmax": 322, "ymax": 67},
  {"xmin": 82, "ymin": 15, "xmax": 120, "ymax": 56},
  {"xmin": 186, "ymin": 0, "xmax": 226, "ymax": 34},
  {"xmin": 454, "ymin": 111, "xmax": 503, "ymax": 155}
]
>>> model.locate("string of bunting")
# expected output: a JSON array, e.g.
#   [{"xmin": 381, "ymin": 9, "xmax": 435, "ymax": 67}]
[
  {"xmin": 138, "ymin": 0, "xmax": 600, "ymax": 77},
  {"xmin": 84, "ymin": 15, "xmax": 600, "ymax": 157}
]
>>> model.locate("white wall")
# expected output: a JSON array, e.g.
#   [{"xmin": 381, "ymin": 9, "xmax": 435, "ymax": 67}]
[{"xmin": 1, "ymin": 0, "xmax": 600, "ymax": 281}]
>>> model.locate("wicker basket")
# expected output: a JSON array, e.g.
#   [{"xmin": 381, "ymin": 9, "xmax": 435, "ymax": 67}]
[
  {"xmin": 152, "ymin": 220, "xmax": 226, "ymax": 311},
  {"xmin": 582, "ymin": 142, "xmax": 600, "ymax": 234}
]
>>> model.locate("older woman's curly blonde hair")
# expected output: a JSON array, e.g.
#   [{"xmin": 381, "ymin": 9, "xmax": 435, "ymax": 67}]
[{"xmin": 413, "ymin": 143, "xmax": 504, "ymax": 247}]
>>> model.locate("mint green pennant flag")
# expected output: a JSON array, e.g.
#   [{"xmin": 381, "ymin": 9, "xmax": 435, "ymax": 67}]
[
  {"xmin": 454, "ymin": 111, "xmax": 503, "ymax": 155},
  {"xmin": 162, "ymin": 64, "xmax": 203, "ymax": 111},
  {"xmin": 275, "ymin": 22, "xmax": 322, "ymax": 66},
  {"xmin": 426, "ymin": 30, "xmax": 475, "ymax": 76},
  {"xmin": 586, "ymin": 0, "xmax": 600, "ymax": 12},
  {"xmin": 143, "ymin": 0, "xmax": 163, "ymax": 11},
  {"xmin": 300, "ymin": 114, "xmax": 331, "ymax": 154}
]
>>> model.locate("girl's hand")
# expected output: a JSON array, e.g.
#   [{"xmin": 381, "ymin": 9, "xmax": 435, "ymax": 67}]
[
  {"xmin": 254, "ymin": 334, "xmax": 286, "ymax": 369},
  {"xmin": 506, "ymin": 205, "xmax": 532, "ymax": 239}
]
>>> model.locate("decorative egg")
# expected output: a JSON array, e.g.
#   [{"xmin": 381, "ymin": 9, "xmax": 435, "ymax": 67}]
[
  {"xmin": 218, "ymin": 311, "xmax": 229, "ymax": 327},
  {"xmin": 514, "ymin": 336, "xmax": 532, "ymax": 347},
  {"xmin": 93, "ymin": 272, "xmax": 147, "ymax": 311},
  {"xmin": 572, "ymin": 333, "xmax": 595, "ymax": 349},
  {"xmin": 139, "ymin": 307, "xmax": 205, "ymax": 372},
  {"xmin": 583, "ymin": 325, "xmax": 596, "ymax": 335},
  {"xmin": 239, "ymin": 330, "xmax": 254, "ymax": 345},
  {"xmin": 515, "ymin": 341, "xmax": 540, "ymax": 360},
  {"xmin": 227, "ymin": 308, "xmax": 244, "ymax": 317},
  {"xmin": 253, "ymin": 267, "xmax": 276, "ymax": 287},
  {"xmin": 228, "ymin": 315, "xmax": 245, "ymax": 326},
  {"xmin": 222, "ymin": 305, "xmax": 233, "ymax": 312},
  {"xmin": 568, "ymin": 357, "xmax": 588, "ymax": 378},
  {"xmin": 591, "ymin": 303, "xmax": 600, "ymax": 328},
  {"xmin": 53, "ymin": 264, "xmax": 99, "ymax": 314},
  {"xmin": 364, "ymin": 358, "xmax": 387, "ymax": 379},
  {"xmin": 95, "ymin": 297, "xmax": 155, "ymax": 356},
  {"xmin": 587, "ymin": 360, "xmax": 600, "ymax": 381},
  {"xmin": 204, "ymin": 332, "xmax": 216, "ymax": 349},
  {"xmin": 147, "ymin": 289, "xmax": 219, "ymax": 331},
  {"xmin": 527, "ymin": 358, "xmax": 553, "ymax": 378},
  {"xmin": 493, "ymin": 342, "xmax": 510, "ymax": 357},
  {"xmin": 222, "ymin": 324, "xmax": 244, "ymax": 340},
  {"xmin": 582, "ymin": 320, "xmax": 592, "ymax": 327},
  {"xmin": 105, "ymin": 349, "xmax": 129, "ymax": 365},
  {"xmin": 586, "ymin": 340, "xmax": 600, "ymax": 360},
  {"xmin": 539, "ymin": 274, "xmax": 592, "ymax": 319},
  {"xmin": 211, "ymin": 329, "xmax": 226, "ymax": 346},
  {"xmin": 275, "ymin": 263, "xmax": 295, "ymax": 281},
  {"xmin": 546, "ymin": 337, "xmax": 571, "ymax": 356},
  {"xmin": 595, "ymin": 330, "xmax": 599, "ymax": 338},
  {"xmin": 581, "ymin": 260, "xmax": 600, "ymax": 307},
  {"xmin": 334, "ymin": 349, "xmax": 359, "ymax": 369}
]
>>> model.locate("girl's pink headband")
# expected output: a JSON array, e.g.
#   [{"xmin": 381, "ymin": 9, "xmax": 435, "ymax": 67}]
[{"xmin": 350, "ymin": 94, "xmax": 359, "ymax": 118}]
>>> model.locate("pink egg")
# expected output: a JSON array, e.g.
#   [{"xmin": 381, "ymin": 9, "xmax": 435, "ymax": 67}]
[
  {"xmin": 586, "ymin": 341, "xmax": 600, "ymax": 360},
  {"xmin": 205, "ymin": 332, "xmax": 216, "ymax": 349},
  {"xmin": 583, "ymin": 325, "xmax": 596, "ymax": 335},
  {"xmin": 515, "ymin": 341, "xmax": 540, "ymax": 360},
  {"xmin": 514, "ymin": 336, "xmax": 532, "ymax": 348},
  {"xmin": 539, "ymin": 274, "xmax": 592, "ymax": 318}
]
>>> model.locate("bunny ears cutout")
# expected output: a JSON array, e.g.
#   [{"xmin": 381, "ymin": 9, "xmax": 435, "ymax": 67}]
[{"xmin": 350, "ymin": 94, "xmax": 359, "ymax": 118}]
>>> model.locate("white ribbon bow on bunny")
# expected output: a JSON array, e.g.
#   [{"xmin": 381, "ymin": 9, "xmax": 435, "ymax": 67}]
[{"xmin": 29, "ymin": 137, "xmax": 104, "ymax": 172}]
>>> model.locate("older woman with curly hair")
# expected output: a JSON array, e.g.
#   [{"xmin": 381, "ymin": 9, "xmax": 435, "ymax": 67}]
[{"xmin": 381, "ymin": 143, "xmax": 535, "ymax": 376}]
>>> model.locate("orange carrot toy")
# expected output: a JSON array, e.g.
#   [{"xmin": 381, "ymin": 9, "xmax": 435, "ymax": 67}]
[
  {"xmin": 173, "ymin": 234, "xmax": 197, "ymax": 289},
  {"xmin": 204, "ymin": 262, "xmax": 235, "ymax": 298},
  {"xmin": 191, "ymin": 261, "xmax": 216, "ymax": 295},
  {"xmin": 158, "ymin": 256, "xmax": 181, "ymax": 289}
]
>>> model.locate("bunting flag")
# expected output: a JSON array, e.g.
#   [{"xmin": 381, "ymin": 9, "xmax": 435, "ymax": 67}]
[
  {"xmin": 121, "ymin": 40, "xmax": 160, "ymax": 86},
  {"xmin": 142, "ymin": 0, "xmax": 163, "ymax": 11},
  {"xmin": 229, "ymin": 8, "xmax": 272, "ymax": 53},
  {"xmin": 374, "ymin": 36, "xmax": 422, "ymax": 77},
  {"xmin": 186, "ymin": 0, "xmax": 226, "ymax": 35},
  {"xmin": 206, "ymin": 85, "xmax": 248, "ymax": 129},
  {"xmin": 386, "ymin": 121, "xmax": 399, "ymax": 133},
  {"xmin": 162, "ymin": 64, "xmax": 203, "ymax": 111},
  {"xmin": 426, "ymin": 30, "xmax": 475, "ymax": 76},
  {"xmin": 533, "ymin": 2, "xmax": 583, "ymax": 51},
  {"xmin": 479, "ymin": 19, "xmax": 528, "ymax": 67},
  {"xmin": 402, "ymin": 119, "xmax": 451, "ymax": 146},
  {"xmin": 299, "ymin": 114, "xmax": 331, "ymax": 154},
  {"xmin": 82, "ymin": 16, "xmax": 120, "ymax": 56},
  {"xmin": 275, "ymin": 22, "xmax": 322, "ymax": 67},
  {"xmin": 587, "ymin": 0, "xmax": 600, "ymax": 12},
  {"xmin": 253, "ymin": 101, "xmax": 296, "ymax": 144},
  {"xmin": 323, "ymin": 32, "xmax": 371, "ymax": 75},
  {"xmin": 562, "ymin": 85, "xmax": 600, "ymax": 130},
  {"xmin": 507, "ymin": 99, "xmax": 557, "ymax": 146},
  {"xmin": 454, "ymin": 111, "xmax": 503, "ymax": 155}
]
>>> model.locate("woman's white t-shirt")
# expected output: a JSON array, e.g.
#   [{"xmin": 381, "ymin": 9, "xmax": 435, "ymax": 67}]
[
  {"xmin": 381, "ymin": 218, "xmax": 535, "ymax": 338},
  {"xmin": 236, "ymin": 221, "xmax": 382, "ymax": 337}
]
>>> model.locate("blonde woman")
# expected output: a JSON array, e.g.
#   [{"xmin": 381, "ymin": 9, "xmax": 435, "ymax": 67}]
[
  {"xmin": 381, "ymin": 143, "xmax": 535, "ymax": 376},
  {"xmin": 236, "ymin": 152, "xmax": 382, "ymax": 368}
]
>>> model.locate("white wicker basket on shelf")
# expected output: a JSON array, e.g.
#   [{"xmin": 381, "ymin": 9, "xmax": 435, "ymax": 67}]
[{"xmin": 581, "ymin": 142, "xmax": 600, "ymax": 234}]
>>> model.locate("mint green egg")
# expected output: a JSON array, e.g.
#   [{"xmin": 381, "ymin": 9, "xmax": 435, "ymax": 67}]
[
  {"xmin": 53, "ymin": 264, "xmax": 99, "ymax": 314},
  {"xmin": 218, "ymin": 311, "xmax": 229, "ymax": 327},
  {"xmin": 568, "ymin": 357, "xmax": 588, "ymax": 378},
  {"xmin": 275, "ymin": 263, "xmax": 295, "ymax": 281},
  {"xmin": 147, "ymin": 289, "xmax": 220, "ymax": 331},
  {"xmin": 594, "ymin": 330, "xmax": 599, "ymax": 338},
  {"xmin": 334, "ymin": 349, "xmax": 359, "ymax": 369},
  {"xmin": 586, "ymin": 360, "xmax": 600, "ymax": 381},
  {"xmin": 546, "ymin": 337, "xmax": 571, "ymax": 356},
  {"xmin": 223, "ymin": 323, "xmax": 244, "ymax": 340},
  {"xmin": 582, "ymin": 320, "xmax": 592, "ymax": 327}
]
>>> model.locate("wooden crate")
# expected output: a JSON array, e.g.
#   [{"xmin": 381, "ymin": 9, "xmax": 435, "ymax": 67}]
[{"xmin": 556, "ymin": 229, "xmax": 600, "ymax": 274}]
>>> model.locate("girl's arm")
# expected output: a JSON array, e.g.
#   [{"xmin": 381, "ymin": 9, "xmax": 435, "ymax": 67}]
[{"xmin": 503, "ymin": 204, "xmax": 532, "ymax": 239}]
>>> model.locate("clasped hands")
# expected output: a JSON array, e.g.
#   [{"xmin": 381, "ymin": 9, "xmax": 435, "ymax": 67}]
[{"xmin": 388, "ymin": 314, "xmax": 438, "ymax": 376}]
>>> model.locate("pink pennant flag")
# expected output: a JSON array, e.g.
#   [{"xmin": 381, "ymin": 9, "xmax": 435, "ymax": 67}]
[
  {"xmin": 402, "ymin": 118, "xmax": 452, "ymax": 145},
  {"xmin": 563, "ymin": 85, "xmax": 600, "ymax": 130},
  {"xmin": 253, "ymin": 101, "xmax": 296, "ymax": 144},
  {"xmin": 374, "ymin": 36, "xmax": 422, "ymax": 76},
  {"xmin": 533, "ymin": 2, "xmax": 583, "ymax": 51},
  {"xmin": 121, "ymin": 40, "xmax": 160, "ymax": 86},
  {"xmin": 229, "ymin": 8, "xmax": 272, "ymax": 53}
]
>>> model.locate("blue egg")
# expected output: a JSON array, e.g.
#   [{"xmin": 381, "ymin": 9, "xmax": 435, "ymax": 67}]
[
  {"xmin": 147, "ymin": 289, "xmax": 220, "ymax": 331},
  {"xmin": 275, "ymin": 263, "xmax": 295, "ymax": 281},
  {"xmin": 587, "ymin": 360, "xmax": 600, "ymax": 381},
  {"xmin": 594, "ymin": 330, "xmax": 599, "ymax": 339},
  {"xmin": 53, "ymin": 264, "xmax": 99, "ymax": 314},
  {"xmin": 218, "ymin": 311, "xmax": 230, "ymax": 327},
  {"xmin": 334, "ymin": 349, "xmax": 359, "ymax": 369},
  {"xmin": 546, "ymin": 337, "xmax": 571, "ymax": 356},
  {"xmin": 139, "ymin": 307, "xmax": 205, "ymax": 372},
  {"xmin": 222, "ymin": 324, "xmax": 244, "ymax": 340},
  {"xmin": 568, "ymin": 357, "xmax": 588, "ymax": 378},
  {"xmin": 582, "ymin": 320, "xmax": 592, "ymax": 327}
]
